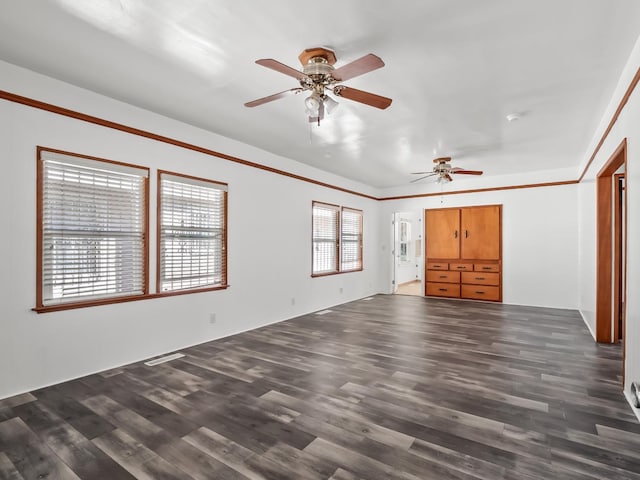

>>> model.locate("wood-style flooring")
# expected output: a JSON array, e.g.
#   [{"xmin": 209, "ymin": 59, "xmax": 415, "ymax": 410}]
[
  {"xmin": 1, "ymin": 295, "xmax": 639, "ymax": 479},
  {"xmin": 395, "ymin": 281, "xmax": 422, "ymax": 296}
]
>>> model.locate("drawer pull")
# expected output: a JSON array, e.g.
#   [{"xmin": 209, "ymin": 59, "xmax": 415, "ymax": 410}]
[
  {"xmin": 454, "ymin": 230, "xmax": 458, "ymax": 239},
  {"xmin": 439, "ymin": 275, "xmax": 447, "ymax": 278},
  {"xmin": 475, "ymin": 277, "xmax": 485, "ymax": 280},
  {"xmin": 439, "ymin": 288, "xmax": 447, "ymax": 292},
  {"xmin": 434, "ymin": 265, "xmax": 441, "ymax": 268},
  {"xmin": 482, "ymin": 266, "xmax": 492, "ymax": 270},
  {"xmin": 456, "ymin": 266, "xmax": 466, "ymax": 269},
  {"xmin": 475, "ymin": 290, "xmax": 485, "ymax": 294}
]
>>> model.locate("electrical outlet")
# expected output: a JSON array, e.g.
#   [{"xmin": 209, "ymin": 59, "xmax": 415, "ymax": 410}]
[
  {"xmin": 339, "ymin": 287, "xmax": 343, "ymax": 294},
  {"xmin": 209, "ymin": 313, "xmax": 216, "ymax": 324},
  {"xmin": 291, "ymin": 297, "xmax": 295, "ymax": 306}
]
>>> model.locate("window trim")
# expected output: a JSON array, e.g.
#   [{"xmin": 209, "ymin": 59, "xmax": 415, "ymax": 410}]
[
  {"xmin": 35, "ymin": 146, "xmax": 150, "ymax": 312},
  {"xmin": 33, "ymin": 148, "xmax": 230, "ymax": 314},
  {"xmin": 156, "ymin": 170, "xmax": 228, "ymax": 295},
  {"xmin": 311, "ymin": 201, "xmax": 363, "ymax": 277}
]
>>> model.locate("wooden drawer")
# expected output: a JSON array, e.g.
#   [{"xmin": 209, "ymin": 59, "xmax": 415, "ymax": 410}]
[
  {"xmin": 427, "ymin": 262, "xmax": 448, "ymax": 270},
  {"xmin": 474, "ymin": 263, "xmax": 500, "ymax": 272},
  {"xmin": 461, "ymin": 272, "xmax": 500, "ymax": 286},
  {"xmin": 427, "ymin": 271, "xmax": 460, "ymax": 284},
  {"xmin": 449, "ymin": 262, "xmax": 473, "ymax": 271},
  {"xmin": 461, "ymin": 284, "xmax": 500, "ymax": 301},
  {"xmin": 426, "ymin": 282, "xmax": 461, "ymax": 298}
]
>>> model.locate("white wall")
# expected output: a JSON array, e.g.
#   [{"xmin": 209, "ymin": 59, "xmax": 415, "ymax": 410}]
[
  {"xmin": 379, "ymin": 184, "xmax": 580, "ymax": 309},
  {"xmin": 0, "ymin": 61, "xmax": 381, "ymax": 399},
  {"xmin": 577, "ymin": 35, "xmax": 640, "ymax": 413}
]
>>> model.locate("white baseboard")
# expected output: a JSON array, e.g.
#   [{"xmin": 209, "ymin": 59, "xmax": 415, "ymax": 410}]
[
  {"xmin": 579, "ymin": 309, "xmax": 597, "ymax": 341},
  {"xmin": 624, "ymin": 389, "xmax": 640, "ymax": 423}
]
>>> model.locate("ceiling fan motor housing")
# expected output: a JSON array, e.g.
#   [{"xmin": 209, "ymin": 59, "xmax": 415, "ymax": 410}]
[{"xmin": 302, "ymin": 57, "xmax": 334, "ymax": 77}]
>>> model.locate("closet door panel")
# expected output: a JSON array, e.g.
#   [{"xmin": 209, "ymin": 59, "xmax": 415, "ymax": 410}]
[
  {"xmin": 461, "ymin": 205, "xmax": 500, "ymax": 259},
  {"xmin": 425, "ymin": 209, "xmax": 460, "ymax": 259}
]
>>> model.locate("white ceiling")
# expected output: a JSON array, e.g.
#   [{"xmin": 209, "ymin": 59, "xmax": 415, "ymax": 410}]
[{"xmin": 1, "ymin": 1, "xmax": 639, "ymax": 188}]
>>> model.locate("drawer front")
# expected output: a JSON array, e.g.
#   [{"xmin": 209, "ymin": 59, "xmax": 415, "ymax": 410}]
[
  {"xmin": 474, "ymin": 263, "xmax": 500, "ymax": 272},
  {"xmin": 449, "ymin": 262, "xmax": 473, "ymax": 271},
  {"xmin": 427, "ymin": 262, "xmax": 449, "ymax": 270},
  {"xmin": 427, "ymin": 271, "xmax": 460, "ymax": 283},
  {"xmin": 461, "ymin": 285, "xmax": 500, "ymax": 301},
  {"xmin": 426, "ymin": 282, "xmax": 461, "ymax": 298},
  {"xmin": 461, "ymin": 272, "xmax": 500, "ymax": 286}
]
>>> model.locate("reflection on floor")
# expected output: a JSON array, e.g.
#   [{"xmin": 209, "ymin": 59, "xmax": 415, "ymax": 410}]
[{"xmin": 396, "ymin": 280, "xmax": 422, "ymax": 296}]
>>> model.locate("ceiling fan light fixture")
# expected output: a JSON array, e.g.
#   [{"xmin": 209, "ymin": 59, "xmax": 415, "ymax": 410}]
[
  {"xmin": 323, "ymin": 94, "xmax": 339, "ymax": 114},
  {"xmin": 304, "ymin": 93, "xmax": 321, "ymax": 115}
]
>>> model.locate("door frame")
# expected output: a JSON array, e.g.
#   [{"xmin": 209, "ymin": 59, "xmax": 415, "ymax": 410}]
[
  {"xmin": 613, "ymin": 172, "xmax": 625, "ymax": 343},
  {"xmin": 595, "ymin": 138, "xmax": 627, "ymax": 362}
]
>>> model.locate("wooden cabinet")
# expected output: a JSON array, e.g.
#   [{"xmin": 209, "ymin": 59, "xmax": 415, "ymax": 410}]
[{"xmin": 425, "ymin": 205, "xmax": 502, "ymax": 302}]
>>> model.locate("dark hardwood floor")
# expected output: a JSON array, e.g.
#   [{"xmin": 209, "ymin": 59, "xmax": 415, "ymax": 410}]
[{"xmin": 1, "ymin": 295, "xmax": 639, "ymax": 479}]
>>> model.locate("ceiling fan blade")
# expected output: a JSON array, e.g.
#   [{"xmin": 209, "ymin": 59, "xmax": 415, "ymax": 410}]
[
  {"xmin": 444, "ymin": 173, "xmax": 453, "ymax": 182},
  {"xmin": 410, "ymin": 173, "xmax": 437, "ymax": 183},
  {"xmin": 244, "ymin": 88, "xmax": 303, "ymax": 107},
  {"xmin": 333, "ymin": 86, "xmax": 392, "ymax": 109},
  {"xmin": 410, "ymin": 172, "xmax": 433, "ymax": 175},
  {"xmin": 331, "ymin": 53, "xmax": 385, "ymax": 82},
  {"xmin": 255, "ymin": 59, "xmax": 310, "ymax": 81},
  {"xmin": 452, "ymin": 169, "xmax": 484, "ymax": 175}
]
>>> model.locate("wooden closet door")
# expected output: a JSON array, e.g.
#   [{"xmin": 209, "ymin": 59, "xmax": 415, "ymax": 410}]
[
  {"xmin": 425, "ymin": 208, "xmax": 460, "ymax": 259},
  {"xmin": 461, "ymin": 205, "xmax": 500, "ymax": 259}
]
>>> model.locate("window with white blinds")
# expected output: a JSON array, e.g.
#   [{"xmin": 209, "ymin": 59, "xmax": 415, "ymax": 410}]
[
  {"xmin": 312, "ymin": 202, "xmax": 340, "ymax": 275},
  {"xmin": 39, "ymin": 150, "xmax": 148, "ymax": 306},
  {"xmin": 312, "ymin": 202, "xmax": 363, "ymax": 276},
  {"xmin": 341, "ymin": 207, "xmax": 363, "ymax": 271},
  {"xmin": 158, "ymin": 172, "xmax": 227, "ymax": 292}
]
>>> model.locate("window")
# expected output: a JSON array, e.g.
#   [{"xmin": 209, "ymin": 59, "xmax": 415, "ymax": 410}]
[
  {"xmin": 158, "ymin": 171, "xmax": 227, "ymax": 292},
  {"xmin": 37, "ymin": 148, "xmax": 148, "ymax": 308},
  {"xmin": 341, "ymin": 207, "xmax": 363, "ymax": 271},
  {"xmin": 399, "ymin": 219, "xmax": 412, "ymax": 263},
  {"xmin": 312, "ymin": 202, "xmax": 363, "ymax": 276}
]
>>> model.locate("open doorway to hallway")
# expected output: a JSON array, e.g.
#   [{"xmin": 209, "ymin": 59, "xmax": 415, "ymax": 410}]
[
  {"xmin": 392, "ymin": 211, "xmax": 423, "ymax": 296},
  {"xmin": 596, "ymin": 139, "xmax": 627, "ymax": 384}
]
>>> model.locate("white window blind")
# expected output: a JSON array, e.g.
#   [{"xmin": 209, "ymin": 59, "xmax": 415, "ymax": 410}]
[
  {"xmin": 341, "ymin": 207, "xmax": 363, "ymax": 271},
  {"xmin": 159, "ymin": 172, "xmax": 227, "ymax": 292},
  {"xmin": 312, "ymin": 202, "xmax": 339, "ymax": 275},
  {"xmin": 41, "ymin": 151, "xmax": 148, "ymax": 305}
]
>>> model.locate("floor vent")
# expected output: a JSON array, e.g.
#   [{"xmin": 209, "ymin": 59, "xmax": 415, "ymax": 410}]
[
  {"xmin": 315, "ymin": 309, "xmax": 333, "ymax": 315},
  {"xmin": 144, "ymin": 352, "xmax": 185, "ymax": 366}
]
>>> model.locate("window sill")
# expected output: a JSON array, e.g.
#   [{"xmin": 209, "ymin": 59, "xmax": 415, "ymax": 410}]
[
  {"xmin": 311, "ymin": 268, "xmax": 363, "ymax": 278},
  {"xmin": 33, "ymin": 285, "xmax": 228, "ymax": 313}
]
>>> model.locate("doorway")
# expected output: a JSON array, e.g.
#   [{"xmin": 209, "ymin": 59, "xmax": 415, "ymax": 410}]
[
  {"xmin": 595, "ymin": 139, "xmax": 627, "ymax": 381},
  {"xmin": 392, "ymin": 212, "xmax": 423, "ymax": 296}
]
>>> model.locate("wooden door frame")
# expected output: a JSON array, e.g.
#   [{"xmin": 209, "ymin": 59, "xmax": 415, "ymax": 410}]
[
  {"xmin": 596, "ymin": 138, "xmax": 627, "ymax": 347},
  {"xmin": 613, "ymin": 172, "xmax": 625, "ymax": 343}
]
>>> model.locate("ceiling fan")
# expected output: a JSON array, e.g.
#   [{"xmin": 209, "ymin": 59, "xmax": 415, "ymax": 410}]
[
  {"xmin": 410, "ymin": 157, "xmax": 483, "ymax": 183},
  {"xmin": 244, "ymin": 47, "xmax": 392, "ymax": 125}
]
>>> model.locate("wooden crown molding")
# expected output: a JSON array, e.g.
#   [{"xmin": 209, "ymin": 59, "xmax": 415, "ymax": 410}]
[{"xmin": 2, "ymin": 60, "xmax": 639, "ymax": 202}]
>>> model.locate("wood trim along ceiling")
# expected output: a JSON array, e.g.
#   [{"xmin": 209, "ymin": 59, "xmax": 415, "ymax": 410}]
[
  {"xmin": 578, "ymin": 67, "xmax": 640, "ymax": 182},
  {"xmin": 2, "ymin": 63, "xmax": 639, "ymax": 201},
  {"xmin": 379, "ymin": 180, "xmax": 578, "ymax": 201},
  {"xmin": 0, "ymin": 90, "xmax": 377, "ymax": 201}
]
